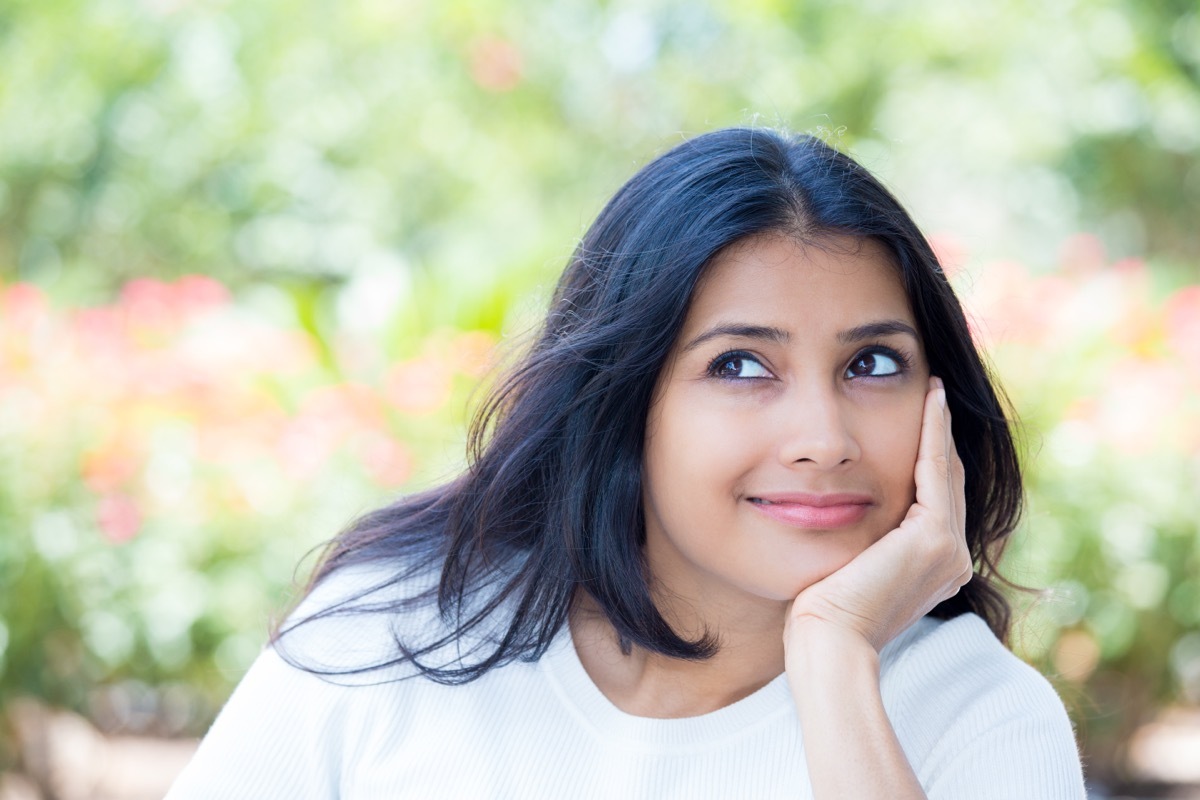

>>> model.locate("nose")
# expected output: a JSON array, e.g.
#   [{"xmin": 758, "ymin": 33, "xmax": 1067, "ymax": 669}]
[{"xmin": 775, "ymin": 380, "xmax": 861, "ymax": 468}]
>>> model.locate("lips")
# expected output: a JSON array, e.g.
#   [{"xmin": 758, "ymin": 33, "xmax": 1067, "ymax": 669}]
[{"xmin": 747, "ymin": 492, "xmax": 873, "ymax": 529}]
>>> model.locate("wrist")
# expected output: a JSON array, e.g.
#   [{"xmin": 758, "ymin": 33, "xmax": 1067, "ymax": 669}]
[
  {"xmin": 785, "ymin": 618, "xmax": 924, "ymax": 799},
  {"xmin": 784, "ymin": 616, "xmax": 880, "ymax": 688}
]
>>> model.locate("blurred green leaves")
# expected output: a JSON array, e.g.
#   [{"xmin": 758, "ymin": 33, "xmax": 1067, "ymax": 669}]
[
  {"xmin": 953, "ymin": 239, "xmax": 1200, "ymax": 774},
  {"xmin": 2, "ymin": 0, "xmax": 1198, "ymax": 307}
]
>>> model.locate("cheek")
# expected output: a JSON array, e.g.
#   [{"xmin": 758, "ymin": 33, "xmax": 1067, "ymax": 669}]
[
  {"xmin": 643, "ymin": 394, "xmax": 758, "ymax": 508},
  {"xmin": 863, "ymin": 397, "xmax": 924, "ymax": 504}
]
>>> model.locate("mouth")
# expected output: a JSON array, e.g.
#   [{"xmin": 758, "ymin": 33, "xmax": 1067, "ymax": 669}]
[{"xmin": 747, "ymin": 493, "xmax": 873, "ymax": 529}]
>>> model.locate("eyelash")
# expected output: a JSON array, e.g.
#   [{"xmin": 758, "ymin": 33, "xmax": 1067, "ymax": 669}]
[
  {"xmin": 704, "ymin": 345, "xmax": 914, "ymax": 381},
  {"xmin": 847, "ymin": 345, "xmax": 913, "ymax": 379},
  {"xmin": 705, "ymin": 350, "xmax": 770, "ymax": 380}
]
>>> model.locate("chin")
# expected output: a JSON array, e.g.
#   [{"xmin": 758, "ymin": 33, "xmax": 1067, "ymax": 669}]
[{"xmin": 769, "ymin": 542, "xmax": 874, "ymax": 599}]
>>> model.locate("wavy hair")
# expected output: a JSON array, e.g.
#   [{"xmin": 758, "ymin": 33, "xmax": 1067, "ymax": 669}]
[{"xmin": 276, "ymin": 127, "xmax": 1023, "ymax": 683}]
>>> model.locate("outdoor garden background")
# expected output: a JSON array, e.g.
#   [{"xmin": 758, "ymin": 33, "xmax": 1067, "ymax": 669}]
[{"xmin": 1, "ymin": 0, "xmax": 1199, "ymax": 797}]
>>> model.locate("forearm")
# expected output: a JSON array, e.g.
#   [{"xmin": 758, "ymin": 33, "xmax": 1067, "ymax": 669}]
[{"xmin": 788, "ymin": 621, "xmax": 926, "ymax": 800}]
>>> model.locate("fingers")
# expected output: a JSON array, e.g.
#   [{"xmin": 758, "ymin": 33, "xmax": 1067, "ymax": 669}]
[{"xmin": 915, "ymin": 376, "xmax": 972, "ymax": 584}]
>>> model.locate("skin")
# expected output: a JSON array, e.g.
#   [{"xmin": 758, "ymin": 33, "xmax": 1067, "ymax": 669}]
[{"xmin": 570, "ymin": 233, "xmax": 971, "ymax": 797}]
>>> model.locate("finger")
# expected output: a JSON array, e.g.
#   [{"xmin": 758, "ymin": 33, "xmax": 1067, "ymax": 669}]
[
  {"xmin": 941, "ymin": 399, "xmax": 968, "ymax": 535},
  {"xmin": 942, "ymin": 394, "xmax": 965, "ymax": 490},
  {"xmin": 913, "ymin": 376, "xmax": 951, "ymax": 509},
  {"xmin": 941, "ymin": 399, "xmax": 962, "ymax": 533},
  {"xmin": 950, "ymin": 429, "xmax": 966, "ymax": 534},
  {"xmin": 940, "ymin": 400, "xmax": 972, "ymax": 576}
]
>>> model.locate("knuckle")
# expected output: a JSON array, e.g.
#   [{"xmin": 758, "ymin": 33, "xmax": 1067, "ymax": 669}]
[
  {"xmin": 932, "ymin": 453, "xmax": 952, "ymax": 480},
  {"xmin": 922, "ymin": 531, "xmax": 956, "ymax": 562}
]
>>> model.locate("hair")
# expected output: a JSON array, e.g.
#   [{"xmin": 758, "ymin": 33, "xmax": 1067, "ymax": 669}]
[{"xmin": 274, "ymin": 127, "xmax": 1024, "ymax": 684}]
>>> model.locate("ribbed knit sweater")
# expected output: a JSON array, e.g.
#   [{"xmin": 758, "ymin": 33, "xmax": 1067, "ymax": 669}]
[{"xmin": 166, "ymin": 569, "xmax": 1086, "ymax": 798}]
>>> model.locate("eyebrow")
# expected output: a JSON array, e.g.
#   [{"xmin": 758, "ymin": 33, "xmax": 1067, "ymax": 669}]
[
  {"xmin": 680, "ymin": 319, "xmax": 920, "ymax": 353},
  {"xmin": 680, "ymin": 324, "xmax": 790, "ymax": 354},
  {"xmin": 836, "ymin": 320, "xmax": 921, "ymax": 345}
]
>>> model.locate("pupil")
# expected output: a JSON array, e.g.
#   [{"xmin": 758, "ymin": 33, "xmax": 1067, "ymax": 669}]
[
  {"xmin": 856, "ymin": 354, "xmax": 875, "ymax": 375},
  {"xmin": 723, "ymin": 358, "xmax": 742, "ymax": 375}
]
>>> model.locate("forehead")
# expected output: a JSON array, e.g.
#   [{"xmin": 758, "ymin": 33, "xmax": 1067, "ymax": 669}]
[{"xmin": 680, "ymin": 234, "xmax": 913, "ymax": 336}]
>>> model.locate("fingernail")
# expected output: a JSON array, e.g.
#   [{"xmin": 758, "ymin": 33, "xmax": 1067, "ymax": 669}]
[{"xmin": 937, "ymin": 387, "xmax": 946, "ymax": 409}]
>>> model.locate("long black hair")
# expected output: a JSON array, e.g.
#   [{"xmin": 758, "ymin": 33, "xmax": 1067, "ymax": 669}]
[{"xmin": 275, "ymin": 127, "xmax": 1023, "ymax": 683}]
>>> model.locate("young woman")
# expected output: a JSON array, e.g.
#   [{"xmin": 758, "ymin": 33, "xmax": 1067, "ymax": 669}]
[{"xmin": 167, "ymin": 128, "xmax": 1086, "ymax": 798}]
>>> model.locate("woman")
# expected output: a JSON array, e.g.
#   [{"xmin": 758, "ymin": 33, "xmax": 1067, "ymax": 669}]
[{"xmin": 167, "ymin": 128, "xmax": 1086, "ymax": 798}]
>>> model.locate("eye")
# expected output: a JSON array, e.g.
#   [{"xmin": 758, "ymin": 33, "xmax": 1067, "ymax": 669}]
[
  {"xmin": 708, "ymin": 351, "xmax": 774, "ymax": 380},
  {"xmin": 845, "ymin": 348, "xmax": 907, "ymax": 378}
]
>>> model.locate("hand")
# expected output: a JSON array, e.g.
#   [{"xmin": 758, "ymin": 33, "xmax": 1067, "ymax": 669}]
[{"xmin": 784, "ymin": 376, "xmax": 971, "ymax": 656}]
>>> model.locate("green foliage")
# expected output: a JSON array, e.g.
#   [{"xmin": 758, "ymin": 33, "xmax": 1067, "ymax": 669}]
[
  {"xmin": 951, "ymin": 239, "xmax": 1200, "ymax": 778},
  {"xmin": 1, "ymin": 0, "xmax": 1198, "ymax": 309}
]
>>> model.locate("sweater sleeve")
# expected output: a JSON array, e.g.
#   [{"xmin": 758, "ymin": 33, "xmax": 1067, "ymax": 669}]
[
  {"xmin": 884, "ymin": 615, "xmax": 1087, "ymax": 800},
  {"xmin": 163, "ymin": 644, "xmax": 351, "ymax": 799}
]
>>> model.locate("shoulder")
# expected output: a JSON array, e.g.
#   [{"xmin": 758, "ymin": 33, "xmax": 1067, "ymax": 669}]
[
  {"xmin": 883, "ymin": 612, "xmax": 1054, "ymax": 704},
  {"xmin": 881, "ymin": 612, "xmax": 1070, "ymax": 726},
  {"xmin": 273, "ymin": 560, "xmax": 438, "ymax": 680},
  {"xmin": 166, "ymin": 562, "xmax": 451, "ymax": 798},
  {"xmin": 881, "ymin": 614, "xmax": 1086, "ymax": 798}
]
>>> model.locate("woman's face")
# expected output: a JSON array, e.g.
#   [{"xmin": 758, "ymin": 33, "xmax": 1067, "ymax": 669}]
[{"xmin": 641, "ymin": 234, "xmax": 931, "ymax": 612}]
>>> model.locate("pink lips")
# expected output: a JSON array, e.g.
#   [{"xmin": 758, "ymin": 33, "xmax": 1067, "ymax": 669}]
[{"xmin": 747, "ymin": 492, "xmax": 872, "ymax": 529}]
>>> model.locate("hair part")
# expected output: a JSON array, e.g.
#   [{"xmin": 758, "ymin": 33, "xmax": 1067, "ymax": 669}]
[{"xmin": 275, "ymin": 127, "xmax": 1024, "ymax": 683}]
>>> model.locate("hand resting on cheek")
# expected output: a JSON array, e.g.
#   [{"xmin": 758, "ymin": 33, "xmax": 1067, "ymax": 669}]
[
  {"xmin": 783, "ymin": 375, "xmax": 973, "ymax": 799},
  {"xmin": 784, "ymin": 375, "xmax": 971, "ymax": 660}
]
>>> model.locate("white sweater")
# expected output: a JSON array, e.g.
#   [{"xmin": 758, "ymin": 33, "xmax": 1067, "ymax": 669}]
[{"xmin": 167, "ymin": 569, "xmax": 1086, "ymax": 799}]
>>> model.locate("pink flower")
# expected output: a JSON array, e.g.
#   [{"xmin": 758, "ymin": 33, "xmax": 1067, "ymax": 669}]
[
  {"xmin": 450, "ymin": 331, "xmax": 499, "ymax": 378},
  {"xmin": 174, "ymin": 275, "xmax": 230, "ymax": 314},
  {"xmin": 927, "ymin": 233, "xmax": 968, "ymax": 280},
  {"xmin": 385, "ymin": 356, "xmax": 454, "ymax": 415},
  {"xmin": 963, "ymin": 260, "xmax": 1050, "ymax": 348},
  {"xmin": 276, "ymin": 384, "xmax": 386, "ymax": 479},
  {"xmin": 1094, "ymin": 358, "xmax": 1189, "ymax": 453},
  {"xmin": 97, "ymin": 493, "xmax": 142, "ymax": 543},
  {"xmin": 1058, "ymin": 233, "xmax": 1107, "ymax": 278},
  {"xmin": 468, "ymin": 36, "xmax": 523, "ymax": 92},
  {"xmin": 1, "ymin": 282, "xmax": 49, "ymax": 332},
  {"xmin": 357, "ymin": 435, "xmax": 414, "ymax": 487},
  {"xmin": 72, "ymin": 307, "xmax": 124, "ymax": 346},
  {"xmin": 1164, "ymin": 285, "xmax": 1200, "ymax": 379},
  {"xmin": 119, "ymin": 277, "xmax": 179, "ymax": 338}
]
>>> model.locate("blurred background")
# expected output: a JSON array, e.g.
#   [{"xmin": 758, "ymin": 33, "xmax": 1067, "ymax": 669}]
[{"xmin": 1, "ymin": 0, "xmax": 1198, "ymax": 797}]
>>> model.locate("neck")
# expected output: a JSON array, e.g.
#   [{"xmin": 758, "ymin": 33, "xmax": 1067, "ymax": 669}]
[{"xmin": 569, "ymin": 592, "xmax": 788, "ymax": 719}]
